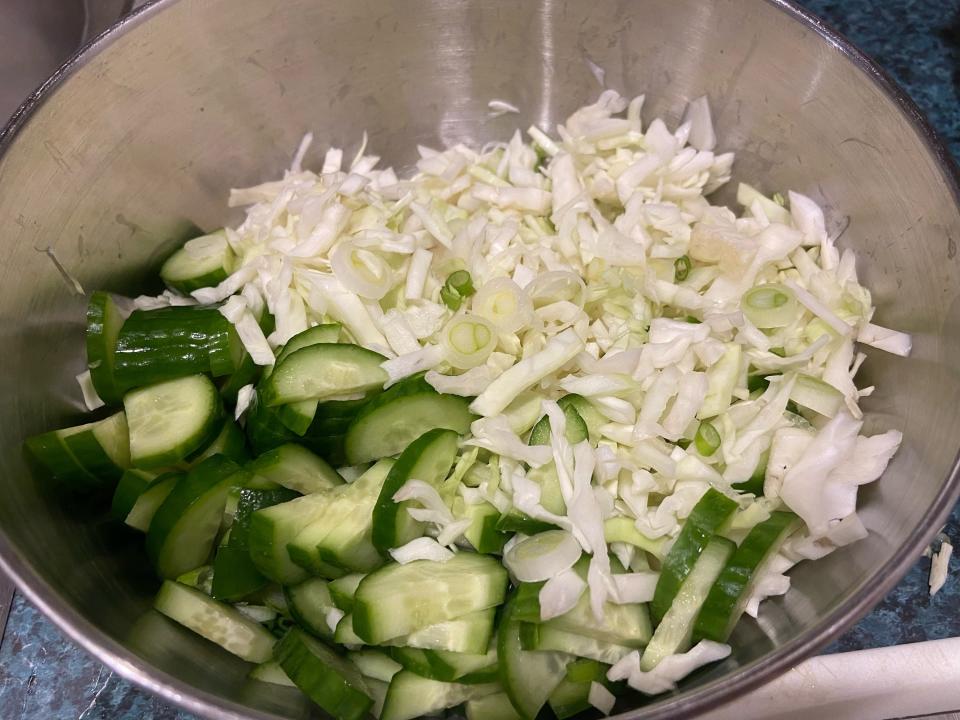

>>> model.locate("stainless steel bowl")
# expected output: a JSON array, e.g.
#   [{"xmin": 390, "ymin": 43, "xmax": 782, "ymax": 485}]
[{"xmin": 1, "ymin": 0, "xmax": 958, "ymax": 718}]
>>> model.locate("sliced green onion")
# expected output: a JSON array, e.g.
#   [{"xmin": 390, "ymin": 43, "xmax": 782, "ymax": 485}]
[
  {"xmin": 741, "ymin": 283, "xmax": 798, "ymax": 328},
  {"xmin": 473, "ymin": 277, "xmax": 534, "ymax": 333},
  {"xmin": 440, "ymin": 270, "xmax": 476, "ymax": 311},
  {"xmin": 440, "ymin": 314, "xmax": 497, "ymax": 369},
  {"xmin": 330, "ymin": 242, "xmax": 394, "ymax": 300},
  {"xmin": 772, "ymin": 192, "xmax": 786, "ymax": 207},
  {"xmin": 694, "ymin": 420, "xmax": 721, "ymax": 457},
  {"xmin": 674, "ymin": 255, "xmax": 692, "ymax": 282}
]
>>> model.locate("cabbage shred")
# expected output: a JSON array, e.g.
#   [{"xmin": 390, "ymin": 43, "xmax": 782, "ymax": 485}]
[{"xmin": 170, "ymin": 91, "xmax": 909, "ymax": 693}]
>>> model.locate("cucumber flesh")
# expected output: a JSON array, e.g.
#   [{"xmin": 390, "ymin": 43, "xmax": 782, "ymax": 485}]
[
  {"xmin": 650, "ymin": 488, "xmax": 738, "ymax": 624},
  {"xmin": 521, "ymin": 624, "xmax": 632, "ymax": 665},
  {"xmin": 85, "ymin": 291, "xmax": 128, "ymax": 404},
  {"xmin": 528, "ymin": 402, "xmax": 588, "ymax": 445},
  {"xmin": 247, "ymin": 493, "xmax": 331, "ymax": 585},
  {"xmin": 329, "ymin": 573, "xmax": 365, "ymax": 612},
  {"xmin": 146, "ymin": 455, "xmax": 243, "ymax": 579},
  {"xmin": 380, "ymin": 671, "xmax": 497, "ymax": 720},
  {"xmin": 248, "ymin": 443, "xmax": 343, "ymax": 494},
  {"xmin": 154, "ymin": 580, "xmax": 275, "ymax": 663},
  {"xmin": 641, "ymin": 536, "xmax": 735, "ymax": 671},
  {"xmin": 276, "ymin": 323, "xmax": 343, "ymax": 365},
  {"xmin": 693, "ymin": 512, "xmax": 800, "ymax": 643},
  {"xmin": 372, "ymin": 429, "xmax": 459, "ymax": 553},
  {"xmin": 285, "ymin": 578, "xmax": 339, "ymax": 640},
  {"xmin": 263, "ymin": 343, "xmax": 387, "ymax": 406},
  {"xmin": 160, "ymin": 230, "xmax": 235, "ymax": 294},
  {"xmin": 345, "ymin": 376, "xmax": 474, "ymax": 465},
  {"xmin": 385, "ymin": 608, "xmax": 495, "ymax": 655},
  {"xmin": 124, "ymin": 374, "xmax": 221, "ymax": 468},
  {"xmin": 353, "ymin": 554, "xmax": 508, "ymax": 644},
  {"xmin": 276, "ymin": 628, "xmax": 373, "ymax": 720},
  {"xmin": 23, "ymin": 430, "xmax": 99, "ymax": 489},
  {"xmin": 111, "ymin": 469, "xmax": 156, "ymax": 520},
  {"xmin": 498, "ymin": 596, "xmax": 570, "ymax": 720},
  {"xmin": 125, "ymin": 473, "xmax": 180, "ymax": 532},
  {"xmin": 467, "ymin": 691, "xmax": 524, "ymax": 720},
  {"xmin": 54, "ymin": 411, "xmax": 130, "ymax": 485},
  {"xmin": 461, "ymin": 500, "xmax": 508, "ymax": 555},
  {"xmin": 349, "ymin": 650, "xmax": 403, "ymax": 683},
  {"xmin": 191, "ymin": 420, "xmax": 249, "ymax": 466},
  {"xmin": 249, "ymin": 661, "xmax": 296, "ymax": 687}
]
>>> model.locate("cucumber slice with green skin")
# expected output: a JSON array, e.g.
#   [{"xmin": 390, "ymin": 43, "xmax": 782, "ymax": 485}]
[
  {"xmin": 219, "ymin": 351, "xmax": 261, "ymax": 405},
  {"xmin": 275, "ymin": 324, "xmax": 343, "ymax": 365},
  {"xmin": 389, "ymin": 647, "xmax": 435, "ymax": 678},
  {"xmin": 557, "ymin": 394, "xmax": 606, "ymax": 444},
  {"xmin": 513, "ymin": 559, "xmax": 652, "ymax": 647},
  {"xmin": 154, "ymin": 580, "xmax": 275, "ymax": 662},
  {"xmin": 278, "ymin": 401, "xmax": 320, "ymax": 436},
  {"xmin": 353, "ymin": 554, "xmax": 508, "ymax": 644},
  {"xmin": 650, "ymin": 488, "xmax": 738, "ymax": 624},
  {"xmin": 313, "ymin": 396, "xmax": 372, "ymax": 420},
  {"xmin": 693, "ymin": 512, "xmax": 800, "ymax": 643},
  {"xmin": 249, "ymin": 661, "xmax": 296, "ymax": 687},
  {"xmin": 641, "ymin": 536, "xmax": 735, "ymax": 671},
  {"xmin": 460, "ymin": 500, "xmax": 508, "ymax": 554},
  {"xmin": 212, "ymin": 487, "xmax": 298, "ymax": 601},
  {"xmin": 549, "ymin": 673, "xmax": 608, "ymax": 720},
  {"xmin": 61, "ymin": 411, "xmax": 129, "ymax": 481},
  {"xmin": 424, "ymin": 639, "xmax": 498, "ymax": 683},
  {"xmin": 302, "ymin": 433, "xmax": 349, "ymax": 467},
  {"xmin": 160, "ymin": 230, "xmax": 235, "ymax": 294},
  {"xmin": 275, "ymin": 628, "xmax": 373, "ymax": 720},
  {"xmin": 248, "ymin": 443, "xmax": 343, "ymax": 494},
  {"xmin": 111, "ymin": 469, "xmax": 156, "ymax": 520},
  {"xmin": 245, "ymin": 391, "xmax": 298, "ymax": 455},
  {"xmin": 528, "ymin": 402, "xmax": 588, "ymax": 445},
  {"xmin": 349, "ymin": 650, "xmax": 403, "ymax": 683},
  {"xmin": 146, "ymin": 455, "xmax": 243, "ymax": 579},
  {"xmin": 495, "ymin": 510, "xmax": 556, "ymax": 535},
  {"xmin": 380, "ymin": 671, "xmax": 498, "ymax": 720},
  {"xmin": 329, "ymin": 573, "xmax": 365, "ymax": 612},
  {"xmin": 306, "ymin": 413, "xmax": 358, "ymax": 437},
  {"xmin": 125, "ymin": 374, "xmax": 222, "ymax": 468},
  {"xmin": 520, "ymin": 624, "xmax": 632, "ymax": 664},
  {"xmin": 498, "ymin": 595, "xmax": 571, "ymax": 720},
  {"xmin": 263, "ymin": 343, "xmax": 387, "ymax": 406},
  {"xmin": 248, "ymin": 493, "xmax": 331, "ymax": 585},
  {"xmin": 603, "ymin": 517, "xmax": 667, "ymax": 559},
  {"xmin": 23, "ymin": 430, "xmax": 99, "ymax": 489},
  {"xmin": 344, "ymin": 376, "xmax": 474, "ymax": 464},
  {"xmin": 563, "ymin": 657, "xmax": 607, "ymax": 684},
  {"xmin": 287, "ymin": 459, "xmax": 392, "ymax": 575},
  {"xmin": 335, "ymin": 613, "xmax": 366, "ymax": 645},
  {"xmin": 372, "ymin": 429, "xmax": 459, "ymax": 554},
  {"xmin": 176, "ymin": 565, "xmax": 214, "ymax": 594},
  {"xmin": 285, "ymin": 577, "xmax": 338, "ymax": 640},
  {"xmin": 85, "ymin": 291, "xmax": 128, "ymax": 404},
  {"xmin": 114, "ymin": 306, "xmax": 243, "ymax": 391},
  {"xmin": 125, "ymin": 473, "xmax": 180, "ymax": 532},
  {"xmin": 467, "ymin": 691, "xmax": 524, "ymax": 720},
  {"xmin": 387, "ymin": 609, "xmax": 496, "ymax": 654},
  {"xmin": 366, "ymin": 677, "xmax": 389, "ymax": 718},
  {"xmin": 191, "ymin": 420, "xmax": 249, "ymax": 467}
]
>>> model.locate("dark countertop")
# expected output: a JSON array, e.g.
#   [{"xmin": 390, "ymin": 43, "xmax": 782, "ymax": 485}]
[{"xmin": 2, "ymin": 0, "xmax": 960, "ymax": 717}]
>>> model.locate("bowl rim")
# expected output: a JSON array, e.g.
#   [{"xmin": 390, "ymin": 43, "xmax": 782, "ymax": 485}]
[{"xmin": 1, "ymin": 1, "xmax": 959, "ymax": 719}]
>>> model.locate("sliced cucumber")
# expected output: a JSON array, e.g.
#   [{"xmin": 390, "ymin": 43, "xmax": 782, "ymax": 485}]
[
  {"xmin": 191, "ymin": 419, "xmax": 249, "ymax": 466},
  {"xmin": 381, "ymin": 671, "xmax": 496, "ymax": 720},
  {"xmin": 344, "ymin": 375, "xmax": 474, "ymax": 464},
  {"xmin": 276, "ymin": 323, "xmax": 343, "ymax": 365},
  {"xmin": 353, "ymin": 554, "xmax": 508, "ymax": 644},
  {"xmin": 219, "ymin": 351, "xmax": 261, "ymax": 406},
  {"xmin": 212, "ymin": 487, "xmax": 298, "ymax": 600},
  {"xmin": 85, "ymin": 291, "xmax": 127, "ymax": 404},
  {"xmin": 528, "ymin": 402, "xmax": 588, "ymax": 445},
  {"xmin": 650, "ymin": 488, "xmax": 738, "ymax": 624},
  {"xmin": 154, "ymin": 580, "xmax": 275, "ymax": 663},
  {"xmin": 335, "ymin": 613, "xmax": 366, "ymax": 645},
  {"xmin": 249, "ymin": 661, "xmax": 296, "ymax": 687},
  {"xmin": 387, "ymin": 609, "xmax": 495, "ymax": 655},
  {"xmin": 641, "ymin": 536, "xmax": 735, "ymax": 671},
  {"xmin": 495, "ymin": 510, "xmax": 556, "ymax": 535},
  {"xmin": 557, "ymin": 394, "xmax": 606, "ymax": 444},
  {"xmin": 548, "ymin": 660, "xmax": 609, "ymax": 720},
  {"xmin": 146, "ymin": 455, "xmax": 243, "ymax": 579},
  {"xmin": 425, "ymin": 639, "xmax": 498, "ymax": 683},
  {"xmin": 125, "ymin": 374, "xmax": 221, "ymax": 468},
  {"xmin": 247, "ymin": 492, "xmax": 331, "ymax": 585},
  {"xmin": 372, "ymin": 429, "xmax": 459, "ymax": 554},
  {"xmin": 498, "ymin": 595, "xmax": 570, "ymax": 720},
  {"xmin": 115, "ymin": 306, "xmax": 243, "ymax": 390},
  {"xmin": 263, "ymin": 343, "xmax": 387, "ymax": 406},
  {"xmin": 694, "ymin": 512, "xmax": 800, "ymax": 643},
  {"xmin": 244, "ymin": 390, "xmax": 298, "ymax": 455},
  {"xmin": 276, "ymin": 628, "xmax": 373, "ymax": 720},
  {"xmin": 329, "ymin": 573, "xmax": 365, "ymax": 612},
  {"xmin": 160, "ymin": 229, "xmax": 235, "ymax": 294},
  {"xmin": 248, "ymin": 443, "xmax": 343, "ymax": 494},
  {"xmin": 603, "ymin": 517, "xmax": 666, "ymax": 559},
  {"xmin": 389, "ymin": 647, "xmax": 435, "ymax": 678},
  {"xmin": 467, "ymin": 691, "xmax": 524, "ymax": 720},
  {"xmin": 125, "ymin": 473, "xmax": 180, "ymax": 532},
  {"xmin": 23, "ymin": 429, "xmax": 99, "ymax": 489},
  {"xmin": 111, "ymin": 469, "xmax": 156, "ymax": 520},
  {"xmin": 349, "ymin": 650, "xmax": 403, "ymax": 683},
  {"xmin": 520, "ymin": 624, "xmax": 632, "ymax": 665},
  {"xmin": 460, "ymin": 500, "xmax": 508, "ymax": 555},
  {"xmin": 286, "ymin": 577, "xmax": 338, "ymax": 640},
  {"xmin": 278, "ymin": 400, "xmax": 320, "ymax": 436},
  {"xmin": 46, "ymin": 411, "xmax": 131, "ymax": 487},
  {"xmin": 287, "ymin": 459, "xmax": 393, "ymax": 575}
]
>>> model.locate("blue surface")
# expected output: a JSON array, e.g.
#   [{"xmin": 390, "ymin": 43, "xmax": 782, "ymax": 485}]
[{"xmin": 3, "ymin": 0, "xmax": 960, "ymax": 717}]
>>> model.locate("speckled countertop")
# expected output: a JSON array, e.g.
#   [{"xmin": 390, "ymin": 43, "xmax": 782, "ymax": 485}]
[{"xmin": 2, "ymin": 0, "xmax": 960, "ymax": 718}]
